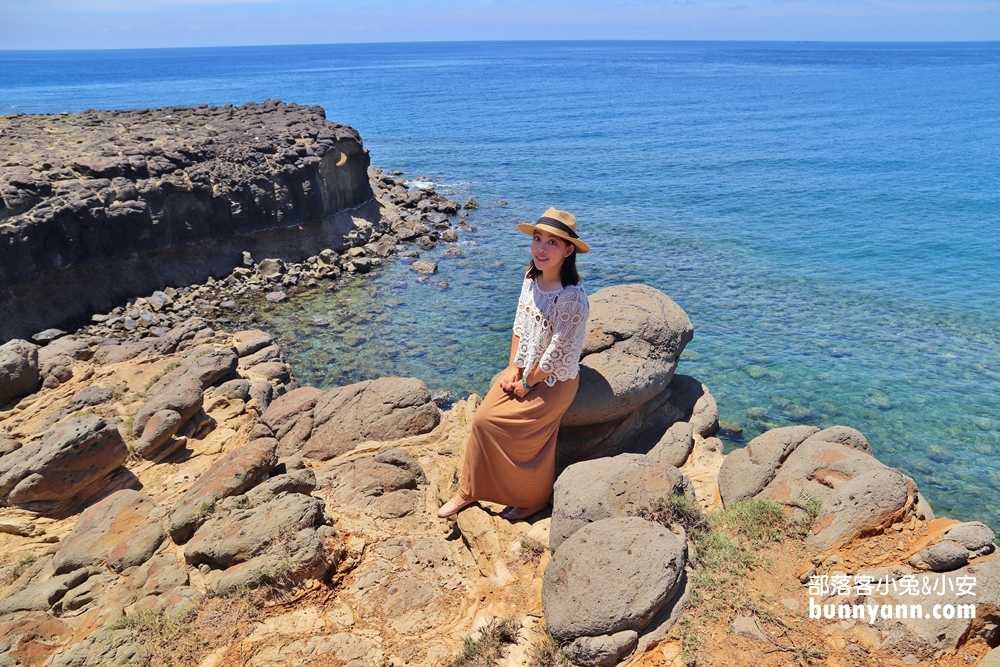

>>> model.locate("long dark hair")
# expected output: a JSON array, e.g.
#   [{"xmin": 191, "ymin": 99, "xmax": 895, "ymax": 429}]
[{"xmin": 525, "ymin": 240, "xmax": 581, "ymax": 286}]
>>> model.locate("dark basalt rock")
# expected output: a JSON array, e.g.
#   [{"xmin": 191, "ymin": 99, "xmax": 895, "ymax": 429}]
[{"xmin": 0, "ymin": 101, "xmax": 375, "ymax": 341}]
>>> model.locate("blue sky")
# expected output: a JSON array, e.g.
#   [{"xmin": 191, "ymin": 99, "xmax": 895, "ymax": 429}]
[{"xmin": 1, "ymin": 0, "xmax": 998, "ymax": 50}]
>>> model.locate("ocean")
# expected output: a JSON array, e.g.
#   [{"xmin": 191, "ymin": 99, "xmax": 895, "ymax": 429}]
[{"xmin": 2, "ymin": 41, "xmax": 998, "ymax": 524}]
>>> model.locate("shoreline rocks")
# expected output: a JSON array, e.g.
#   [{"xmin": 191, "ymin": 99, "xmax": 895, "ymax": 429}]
[
  {"xmin": 0, "ymin": 102, "xmax": 374, "ymax": 341},
  {"xmin": 1, "ymin": 109, "xmax": 997, "ymax": 665}
]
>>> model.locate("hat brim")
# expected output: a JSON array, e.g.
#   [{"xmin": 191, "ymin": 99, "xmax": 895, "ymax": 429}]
[{"xmin": 516, "ymin": 222, "xmax": 591, "ymax": 253}]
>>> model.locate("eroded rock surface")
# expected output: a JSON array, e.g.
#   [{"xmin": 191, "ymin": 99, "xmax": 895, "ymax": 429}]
[
  {"xmin": 167, "ymin": 437, "xmax": 278, "ymax": 543},
  {"xmin": 300, "ymin": 377, "xmax": 441, "ymax": 460},
  {"xmin": 0, "ymin": 415, "xmax": 127, "ymax": 514},
  {"xmin": 52, "ymin": 490, "xmax": 166, "ymax": 574},
  {"xmin": 0, "ymin": 102, "xmax": 374, "ymax": 340},
  {"xmin": 562, "ymin": 284, "xmax": 693, "ymax": 427},
  {"xmin": 550, "ymin": 454, "xmax": 694, "ymax": 551},
  {"xmin": 543, "ymin": 517, "xmax": 686, "ymax": 641}
]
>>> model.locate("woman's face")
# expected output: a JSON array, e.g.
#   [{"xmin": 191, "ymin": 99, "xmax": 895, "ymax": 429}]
[{"xmin": 531, "ymin": 229, "xmax": 574, "ymax": 272}]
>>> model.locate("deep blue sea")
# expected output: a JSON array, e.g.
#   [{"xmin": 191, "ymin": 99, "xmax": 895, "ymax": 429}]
[{"xmin": 2, "ymin": 42, "xmax": 999, "ymax": 524}]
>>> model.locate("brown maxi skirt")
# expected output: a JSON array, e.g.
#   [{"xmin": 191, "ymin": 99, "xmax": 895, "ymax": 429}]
[{"xmin": 459, "ymin": 374, "xmax": 579, "ymax": 509}]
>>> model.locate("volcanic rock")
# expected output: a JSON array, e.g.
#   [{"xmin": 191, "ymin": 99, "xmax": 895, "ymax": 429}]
[
  {"xmin": 52, "ymin": 490, "xmax": 166, "ymax": 574},
  {"xmin": 0, "ymin": 415, "xmax": 127, "ymax": 513},
  {"xmin": 561, "ymin": 284, "xmax": 692, "ymax": 427}
]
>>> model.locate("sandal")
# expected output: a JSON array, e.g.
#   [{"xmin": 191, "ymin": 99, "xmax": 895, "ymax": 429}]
[
  {"xmin": 437, "ymin": 494, "xmax": 474, "ymax": 518},
  {"xmin": 501, "ymin": 505, "xmax": 545, "ymax": 522}
]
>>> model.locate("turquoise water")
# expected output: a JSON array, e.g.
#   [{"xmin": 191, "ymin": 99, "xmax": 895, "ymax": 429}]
[{"xmin": 2, "ymin": 42, "xmax": 999, "ymax": 523}]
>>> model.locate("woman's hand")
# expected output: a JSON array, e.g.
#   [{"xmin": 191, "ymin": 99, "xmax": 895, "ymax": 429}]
[
  {"xmin": 498, "ymin": 365, "xmax": 522, "ymax": 393},
  {"xmin": 510, "ymin": 381, "xmax": 530, "ymax": 399}
]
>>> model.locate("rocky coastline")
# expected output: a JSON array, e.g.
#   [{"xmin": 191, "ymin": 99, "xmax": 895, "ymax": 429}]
[
  {"xmin": 1, "ymin": 101, "xmax": 387, "ymax": 341},
  {"xmin": 1, "ymin": 105, "xmax": 998, "ymax": 667}
]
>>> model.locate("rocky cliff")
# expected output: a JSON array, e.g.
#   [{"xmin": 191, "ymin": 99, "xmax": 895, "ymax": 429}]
[{"xmin": 0, "ymin": 101, "xmax": 375, "ymax": 341}]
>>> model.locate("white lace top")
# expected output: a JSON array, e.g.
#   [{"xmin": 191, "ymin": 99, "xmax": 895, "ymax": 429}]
[{"xmin": 512, "ymin": 275, "xmax": 590, "ymax": 387}]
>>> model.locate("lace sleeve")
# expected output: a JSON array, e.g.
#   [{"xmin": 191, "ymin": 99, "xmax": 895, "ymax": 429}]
[
  {"xmin": 512, "ymin": 276, "xmax": 531, "ymax": 338},
  {"xmin": 538, "ymin": 287, "xmax": 590, "ymax": 382}
]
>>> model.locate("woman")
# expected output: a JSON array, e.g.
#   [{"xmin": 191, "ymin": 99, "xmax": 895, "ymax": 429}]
[{"xmin": 438, "ymin": 207, "xmax": 591, "ymax": 521}]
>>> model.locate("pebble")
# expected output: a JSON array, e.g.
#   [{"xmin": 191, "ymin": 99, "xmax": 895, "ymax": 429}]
[{"xmin": 265, "ymin": 291, "xmax": 288, "ymax": 303}]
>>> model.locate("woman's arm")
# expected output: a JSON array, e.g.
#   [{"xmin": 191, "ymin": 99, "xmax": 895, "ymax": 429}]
[{"xmin": 499, "ymin": 335, "xmax": 524, "ymax": 392}]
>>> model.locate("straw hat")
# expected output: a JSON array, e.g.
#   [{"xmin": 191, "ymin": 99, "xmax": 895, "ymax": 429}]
[{"xmin": 516, "ymin": 207, "xmax": 591, "ymax": 253}]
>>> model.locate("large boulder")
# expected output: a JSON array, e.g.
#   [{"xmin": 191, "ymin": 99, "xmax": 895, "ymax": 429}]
[
  {"xmin": 183, "ymin": 492, "xmax": 325, "ymax": 567},
  {"xmin": 318, "ymin": 447, "xmax": 427, "ymax": 518},
  {"xmin": 557, "ymin": 385, "xmax": 684, "ymax": 468},
  {"xmin": 804, "ymin": 467, "xmax": 918, "ymax": 551},
  {"xmin": 550, "ymin": 454, "xmax": 694, "ymax": 551},
  {"xmin": 0, "ymin": 415, "xmax": 128, "ymax": 513},
  {"xmin": 0, "ymin": 339, "xmax": 40, "ymax": 405},
  {"xmin": 300, "ymin": 377, "xmax": 440, "ymax": 460},
  {"xmin": 561, "ymin": 285, "xmax": 692, "ymax": 427},
  {"xmin": 146, "ymin": 346, "xmax": 239, "ymax": 395},
  {"xmin": 542, "ymin": 517, "xmax": 686, "ymax": 641},
  {"xmin": 758, "ymin": 437, "xmax": 895, "ymax": 509},
  {"xmin": 717, "ymin": 425, "xmax": 818, "ymax": 505},
  {"xmin": 133, "ymin": 377, "xmax": 204, "ymax": 438},
  {"xmin": 206, "ymin": 527, "xmax": 338, "ymax": 595},
  {"xmin": 167, "ymin": 438, "xmax": 278, "ymax": 543},
  {"xmin": 52, "ymin": 490, "xmax": 166, "ymax": 574},
  {"xmin": 260, "ymin": 386, "xmax": 324, "ymax": 456},
  {"xmin": 800, "ymin": 425, "xmax": 871, "ymax": 454}
]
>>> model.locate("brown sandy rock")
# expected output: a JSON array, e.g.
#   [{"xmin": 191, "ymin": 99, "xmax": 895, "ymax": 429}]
[
  {"xmin": 167, "ymin": 437, "xmax": 278, "ymax": 544},
  {"xmin": 45, "ymin": 627, "xmax": 148, "ymax": 667},
  {"xmin": 319, "ymin": 447, "xmax": 427, "ymax": 518},
  {"xmin": 0, "ymin": 611, "xmax": 74, "ymax": 666},
  {"xmin": 0, "ymin": 432, "xmax": 22, "ymax": 456},
  {"xmin": 132, "ymin": 409, "xmax": 184, "ymax": 459},
  {"xmin": 260, "ymin": 386, "xmax": 324, "ymax": 455},
  {"xmin": 561, "ymin": 284, "xmax": 693, "ymax": 427},
  {"xmin": 233, "ymin": 329, "xmax": 274, "ymax": 357},
  {"xmin": 92, "ymin": 340, "xmax": 153, "ymax": 365},
  {"xmin": 550, "ymin": 454, "xmax": 694, "ymax": 551},
  {"xmin": 132, "ymin": 585, "xmax": 202, "ymax": 619},
  {"xmin": 0, "ymin": 566, "xmax": 102, "ymax": 615},
  {"xmin": 246, "ymin": 468, "xmax": 317, "ymax": 505},
  {"xmin": 52, "ymin": 490, "xmax": 166, "ymax": 575},
  {"xmin": 146, "ymin": 346, "xmax": 238, "ymax": 396},
  {"xmin": 183, "ymin": 492, "xmax": 325, "ymax": 567},
  {"xmin": 133, "ymin": 376, "xmax": 203, "ymax": 438},
  {"xmin": 206, "ymin": 527, "xmax": 337, "ymax": 595},
  {"xmin": 717, "ymin": 425, "xmax": 819, "ymax": 505},
  {"xmin": 805, "ymin": 467, "xmax": 918, "ymax": 551},
  {"xmin": 301, "ymin": 377, "xmax": 440, "ymax": 460},
  {"xmin": 0, "ymin": 415, "xmax": 127, "ymax": 513}
]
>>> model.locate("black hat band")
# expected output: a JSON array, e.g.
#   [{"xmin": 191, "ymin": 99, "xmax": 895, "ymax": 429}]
[{"xmin": 536, "ymin": 216, "xmax": 579, "ymax": 239}]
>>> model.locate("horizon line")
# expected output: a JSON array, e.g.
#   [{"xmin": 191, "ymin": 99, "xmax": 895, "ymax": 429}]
[{"xmin": 3, "ymin": 38, "xmax": 1000, "ymax": 54}]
